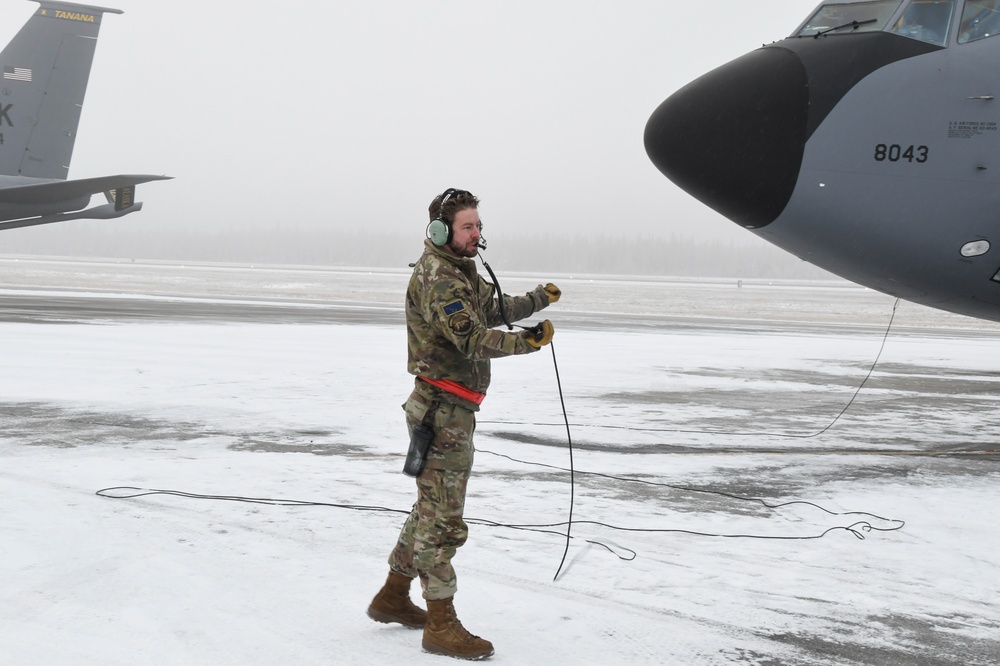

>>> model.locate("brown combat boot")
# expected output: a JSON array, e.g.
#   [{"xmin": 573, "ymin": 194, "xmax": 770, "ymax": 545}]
[
  {"xmin": 366, "ymin": 570, "xmax": 427, "ymax": 629},
  {"xmin": 422, "ymin": 596, "xmax": 494, "ymax": 660}
]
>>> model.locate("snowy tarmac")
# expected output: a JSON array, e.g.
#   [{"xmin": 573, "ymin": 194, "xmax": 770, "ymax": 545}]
[{"xmin": 1, "ymin": 257, "xmax": 999, "ymax": 665}]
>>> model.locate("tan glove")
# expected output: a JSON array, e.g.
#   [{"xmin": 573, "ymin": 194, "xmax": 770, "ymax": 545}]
[
  {"xmin": 543, "ymin": 283, "xmax": 561, "ymax": 304},
  {"xmin": 523, "ymin": 320, "xmax": 555, "ymax": 349}
]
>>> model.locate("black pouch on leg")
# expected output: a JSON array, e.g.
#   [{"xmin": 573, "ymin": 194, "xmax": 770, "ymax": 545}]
[{"xmin": 403, "ymin": 423, "xmax": 434, "ymax": 477}]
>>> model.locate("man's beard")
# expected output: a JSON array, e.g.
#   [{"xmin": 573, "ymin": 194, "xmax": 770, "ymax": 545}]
[{"xmin": 447, "ymin": 239, "xmax": 479, "ymax": 258}]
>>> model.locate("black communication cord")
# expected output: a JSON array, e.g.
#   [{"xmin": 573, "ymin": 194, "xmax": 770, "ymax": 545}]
[
  {"xmin": 478, "ymin": 250, "xmax": 577, "ymax": 578},
  {"xmin": 478, "ymin": 255, "xmax": 515, "ymax": 331},
  {"xmin": 508, "ymin": 298, "xmax": 903, "ymax": 578},
  {"xmin": 481, "ymin": 298, "xmax": 902, "ymax": 440},
  {"xmin": 93, "ymin": 485, "xmax": 639, "ymax": 560},
  {"xmin": 93, "ymin": 285, "xmax": 909, "ymax": 578},
  {"xmin": 94, "ymin": 480, "xmax": 903, "ymax": 556},
  {"xmin": 547, "ymin": 341, "xmax": 575, "ymax": 581},
  {"xmin": 475, "ymin": 449, "xmax": 905, "ymax": 537}
]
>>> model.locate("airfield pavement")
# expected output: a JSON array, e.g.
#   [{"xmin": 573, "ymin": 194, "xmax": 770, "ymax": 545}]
[{"xmin": 1, "ymin": 256, "xmax": 998, "ymax": 666}]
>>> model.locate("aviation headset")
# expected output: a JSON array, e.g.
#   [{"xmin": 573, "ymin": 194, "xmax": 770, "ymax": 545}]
[{"xmin": 426, "ymin": 188, "xmax": 474, "ymax": 246}]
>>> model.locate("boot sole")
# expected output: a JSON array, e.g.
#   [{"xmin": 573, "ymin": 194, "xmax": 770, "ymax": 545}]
[
  {"xmin": 422, "ymin": 640, "xmax": 494, "ymax": 660},
  {"xmin": 366, "ymin": 606, "xmax": 426, "ymax": 630}
]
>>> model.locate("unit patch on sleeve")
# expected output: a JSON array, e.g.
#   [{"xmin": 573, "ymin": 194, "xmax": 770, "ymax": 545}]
[
  {"xmin": 443, "ymin": 300, "xmax": 465, "ymax": 316},
  {"xmin": 449, "ymin": 312, "xmax": 473, "ymax": 335}
]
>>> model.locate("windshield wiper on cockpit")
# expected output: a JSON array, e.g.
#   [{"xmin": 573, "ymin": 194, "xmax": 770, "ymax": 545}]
[{"xmin": 813, "ymin": 18, "xmax": 878, "ymax": 38}]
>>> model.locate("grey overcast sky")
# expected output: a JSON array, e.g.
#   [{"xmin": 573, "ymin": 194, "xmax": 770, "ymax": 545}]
[{"xmin": 0, "ymin": 0, "xmax": 811, "ymax": 245}]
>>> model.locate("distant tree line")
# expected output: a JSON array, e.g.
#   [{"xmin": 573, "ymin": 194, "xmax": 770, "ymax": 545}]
[
  {"xmin": 0, "ymin": 225, "xmax": 832, "ymax": 280},
  {"xmin": 486, "ymin": 233, "xmax": 831, "ymax": 279}
]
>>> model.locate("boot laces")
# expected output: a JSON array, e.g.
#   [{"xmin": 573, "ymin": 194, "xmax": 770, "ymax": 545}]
[{"xmin": 447, "ymin": 611, "xmax": 480, "ymax": 641}]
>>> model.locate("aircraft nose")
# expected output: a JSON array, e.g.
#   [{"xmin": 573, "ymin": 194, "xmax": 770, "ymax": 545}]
[{"xmin": 644, "ymin": 46, "xmax": 809, "ymax": 229}]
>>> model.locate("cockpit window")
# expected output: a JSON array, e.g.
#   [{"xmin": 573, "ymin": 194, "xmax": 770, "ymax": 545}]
[
  {"xmin": 796, "ymin": 1, "xmax": 903, "ymax": 37},
  {"xmin": 889, "ymin": 0, "xmax": 956, "ymax": 46},
  {"xmin": 958, "ymin": 0, "xmax": 1000, "ymax": 43}
]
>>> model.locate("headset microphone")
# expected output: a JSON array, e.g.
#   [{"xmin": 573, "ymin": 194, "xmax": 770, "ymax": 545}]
[{"xmin": 477, "ymin": 236, "xmax": 487, "ymax": 251}]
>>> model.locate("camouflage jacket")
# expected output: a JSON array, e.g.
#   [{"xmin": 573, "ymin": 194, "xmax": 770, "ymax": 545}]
[{"xmin": 406, "ymin": 239, "xmax": 549, "ymax": 410}]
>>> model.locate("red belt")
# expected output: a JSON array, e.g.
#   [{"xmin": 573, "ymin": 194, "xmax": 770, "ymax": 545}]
[{"xmin": 420, "ymin": 377, "xmax": 486, "ymax": 405}]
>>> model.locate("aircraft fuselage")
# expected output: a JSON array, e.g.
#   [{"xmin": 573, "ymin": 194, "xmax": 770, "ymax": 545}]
[{"xmin": 645, "ymin": 0, "xmax": 1000, "ymax": 322}]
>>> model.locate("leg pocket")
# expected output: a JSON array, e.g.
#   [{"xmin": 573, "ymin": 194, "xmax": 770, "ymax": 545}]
[
  {"xmin": 402, "ymin": 389, "xmax": 434, "ymax": 423},
  {"xmin": 414, "ymin": 469, "xmax": 470, "ymax": 553},
  {"xmin": 425, "ymin": 403, "xmax": 476, "ymax": 470}
]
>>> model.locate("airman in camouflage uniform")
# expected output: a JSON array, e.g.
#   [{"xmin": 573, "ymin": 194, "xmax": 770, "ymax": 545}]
[{"xmin": 367, "ymin": 189, "xmax": 559, "ymax": 660}]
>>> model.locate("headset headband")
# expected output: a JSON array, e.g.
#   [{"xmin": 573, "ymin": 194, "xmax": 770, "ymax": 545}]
[{"xmin": 438, "ymin": 188, "xmax": 471, "ymax": 219}]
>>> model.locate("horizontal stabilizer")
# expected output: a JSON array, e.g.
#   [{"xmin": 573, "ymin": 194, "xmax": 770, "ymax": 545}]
[
  {"xmin": 0, "ymin": 200, "xmax": 144, "ymax": 231},
  {"xmin": 0, "ymin": 174, "xmax": 172, "ymax": 205}
]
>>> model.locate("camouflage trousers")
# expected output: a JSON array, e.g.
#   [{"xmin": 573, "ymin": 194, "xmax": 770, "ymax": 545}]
[{"xmin": 388, "ymin": 388, "xmax": 476, "ymax": 600}]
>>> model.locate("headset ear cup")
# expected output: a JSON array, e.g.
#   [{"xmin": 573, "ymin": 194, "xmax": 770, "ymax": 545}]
[{"xmin": 427, "ymin": 219, "xmax": 450, "ymax": 246}]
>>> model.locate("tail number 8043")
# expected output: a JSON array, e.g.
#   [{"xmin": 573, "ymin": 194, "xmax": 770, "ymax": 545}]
[{"xmin": 874, "ymin": 144, "xmax": 929, "ymax": 163}]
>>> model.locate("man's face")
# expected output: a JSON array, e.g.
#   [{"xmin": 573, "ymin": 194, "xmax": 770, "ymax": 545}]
[{"xmin": 447, "ymin": 207, "xmax": 482, "ymax": 258}]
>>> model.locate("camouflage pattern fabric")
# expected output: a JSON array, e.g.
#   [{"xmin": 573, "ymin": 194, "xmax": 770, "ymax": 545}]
[
  {"xmin": 406, "ymin": 239, "xmax": 550, "ymax": 408},
  {"xmin": 402, "ymin": 380, "xmax": 474, "ymax": 471},
  {"xmin": 386, "ymin": 239, "xmax": 552, "ymax": 599},
  {"xmin": 388, "ymin": 399, "xmax": 475, "ymax": 599}
]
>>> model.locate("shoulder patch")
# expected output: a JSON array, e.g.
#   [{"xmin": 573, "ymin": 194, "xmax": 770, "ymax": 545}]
[
  {"xmin": 449, "ymin": 312, "xmax": 473, "ymax": 335},
  {"xmin": 443, "ymin": 300, "xmax": 465, "ymax": 316}
]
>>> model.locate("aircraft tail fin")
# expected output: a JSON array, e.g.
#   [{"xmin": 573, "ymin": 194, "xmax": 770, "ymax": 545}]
[{"xmin": 0, "ymin": 1, "xmax": 122, "ymax": 179}]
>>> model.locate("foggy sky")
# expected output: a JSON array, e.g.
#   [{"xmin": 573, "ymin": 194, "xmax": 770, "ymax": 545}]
[{"xmin": 0, "ymin": 0, "xmax": 811, "ymax": 252}]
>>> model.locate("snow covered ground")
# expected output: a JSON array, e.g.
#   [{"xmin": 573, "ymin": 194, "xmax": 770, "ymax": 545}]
[{"xmin": 1, "ymin": 258, "xmax": 998, "ymax": 665}]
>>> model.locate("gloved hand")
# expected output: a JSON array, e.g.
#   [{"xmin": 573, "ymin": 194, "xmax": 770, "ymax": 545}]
[
  {"xmin": 523, "ymin": 320, "xmax": 554, "ymax": 349},
  {"xmin": 543, "ymin": 283, "xmax": 561, "ymax": 304}
]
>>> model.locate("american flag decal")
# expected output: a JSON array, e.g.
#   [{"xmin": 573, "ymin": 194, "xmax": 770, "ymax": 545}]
[{"xmin": 3, "ymin": 66, "xmax": 32, "ymax": 82}]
